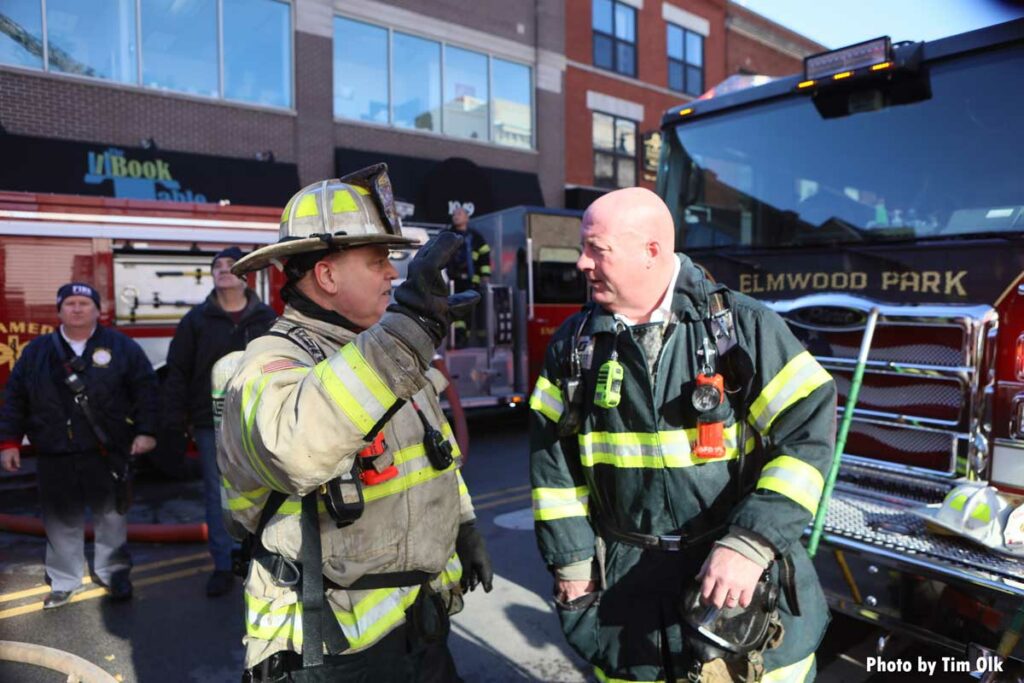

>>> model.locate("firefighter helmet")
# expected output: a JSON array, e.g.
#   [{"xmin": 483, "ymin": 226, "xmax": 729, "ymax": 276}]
[
  {"xmin": 910, "ymin": 481, "xmax": 1012, "ymax": 548},
  {"xmin": 231, "ymin": 163, "xmax": 416, "ymax": 275}
]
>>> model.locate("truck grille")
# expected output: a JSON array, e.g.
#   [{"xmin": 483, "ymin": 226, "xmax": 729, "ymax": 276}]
[{"xmin": 771, "ymin": 295, "xmax": 997, "ymax": 477}]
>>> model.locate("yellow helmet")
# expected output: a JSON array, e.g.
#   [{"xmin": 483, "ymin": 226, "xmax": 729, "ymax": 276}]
[{"xmin": 232, "ymin": 163, "xmax": 416, "ymax": 275}]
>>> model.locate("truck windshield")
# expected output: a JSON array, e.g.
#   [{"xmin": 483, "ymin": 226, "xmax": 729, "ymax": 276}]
[{"xmin": 660, "ymin": 44, "xmax": 1024, "ymax": 249}]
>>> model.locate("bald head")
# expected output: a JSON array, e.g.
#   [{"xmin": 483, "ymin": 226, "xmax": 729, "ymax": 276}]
[{"xmin": 577, "ymin": 187, "xmax": 678, "ymax": 321}]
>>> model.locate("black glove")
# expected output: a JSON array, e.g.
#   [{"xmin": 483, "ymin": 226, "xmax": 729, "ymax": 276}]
[
  {"xmin": 388, "ymin": 232, "xmax": 481, "ymax": 347},
  {"xmin": 455, "ymin": 522, "xmax": 493, "ymax": 593}
]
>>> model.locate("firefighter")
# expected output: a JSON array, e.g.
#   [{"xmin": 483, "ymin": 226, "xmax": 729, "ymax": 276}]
[
  {"xmin": 162, "ymin": 245, "xmax": 276, "ymax": 597},
  {"xmin": 444, "ymin": 206, "xmax": 491, "ymax": 346},
  {"xmin": 218, "ymin": 164, "xmax": 493, "ymax": 681},
  {"xmin": 529, "ymin": 188, "xmax": 834, "ymax": 682},
  {"xmin": 0, "ymin": 283, "xmax": 159, "ymax": 608}
]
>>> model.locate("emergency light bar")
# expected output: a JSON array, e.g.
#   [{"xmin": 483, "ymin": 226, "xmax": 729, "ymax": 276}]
[{"xmin": 804, "ymin": 37, "xmax": 892, "ymax": 81}]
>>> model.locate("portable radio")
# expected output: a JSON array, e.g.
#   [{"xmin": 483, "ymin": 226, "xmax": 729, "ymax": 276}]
[{"xmin": 594, "ymin": 358, "xmax": 624, "ymax": 409}]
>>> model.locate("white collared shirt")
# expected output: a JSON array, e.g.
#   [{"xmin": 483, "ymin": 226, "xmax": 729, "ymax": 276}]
[
  {"xmin": 614, "ymin": 256, "xmax": 681, "ymax": 327},
  {"xmin": 60, "ymin": 325, "xmax": 95, "ymax": 358}
]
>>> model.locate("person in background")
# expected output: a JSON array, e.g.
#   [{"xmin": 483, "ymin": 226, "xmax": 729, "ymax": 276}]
[
  {"xmin": 0, "ymin": 282, "xmax": 158, "ymax": 608},
  {"xmin": 162, "ymin": 247, "xmax": 276, "ymax": 597},
  {"xmin": 444, "ymin": 206, "xmax": 492, "ymax": 346}
]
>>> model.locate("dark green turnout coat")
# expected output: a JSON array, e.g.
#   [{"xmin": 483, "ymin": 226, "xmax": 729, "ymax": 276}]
[{"xmin": 529, "ymin": 255, "xmax": 835, "ymax": 682}]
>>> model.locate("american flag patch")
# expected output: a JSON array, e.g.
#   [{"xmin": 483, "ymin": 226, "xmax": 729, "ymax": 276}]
[{"xmin": 261, "ymin": 359, "xmax": 305, "ymax": 374}]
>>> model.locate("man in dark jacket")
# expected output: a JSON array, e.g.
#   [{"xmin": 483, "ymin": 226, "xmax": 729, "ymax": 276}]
[
  {"xmin": 0, "ymin": 282, "xmax": 158, "ymax": 609},
  {"xmin": 530, "ymin": 189, "xmax": 834, "ymax": 682},
  {"xmin": 162, "ymin": 247, "xmax": 276, "ymax": 596}
]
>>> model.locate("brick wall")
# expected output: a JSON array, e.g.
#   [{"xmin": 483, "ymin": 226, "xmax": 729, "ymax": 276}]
[{"xmin": 725, "ymin": 2, "xmax": 825, "ymax": 77}]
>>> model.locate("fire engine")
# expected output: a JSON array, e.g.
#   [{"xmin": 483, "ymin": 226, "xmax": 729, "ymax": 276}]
[{"xmin": 657, "ymin": 19, "xmax": 1024, "ymax": 671}]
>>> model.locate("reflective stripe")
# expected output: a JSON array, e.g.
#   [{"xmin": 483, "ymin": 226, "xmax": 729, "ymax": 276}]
[
  {"xmin": 315, "ymin": 343, "xmax": 397, "ymax": 435},
  {"xmin": 532, "ymin": 485, "xmax": 589, "ymax": 521},
  {"xmin": 763, "ymin": 653, "xmax": 815, "ymax": 683},
  {"xmin": 749, "ymin": 351, "xmax": 832, "ymax": 434},
  {"xmin": 757, "ymin": 455, "xmax": 825, "ymax": 515},
  {"xmin": 222, "ymin": 477, "xmax": 269, "ymax": 511},
  {"xmin": 529, "ymin": 375, "xmax": 564, "ymax": 423},
  {"xmin": 479, "ymin": 265, "xmax": 492, "ymax": 275},
  {"xmin": 244, "ymin": 586, "xmax": 421, "ymax": 651},
  {"xmin": 478, "ymin": 244, "xmax": 491, "ymax": 255},
  {"xmin": 295, "ymin": 193, "xmax": 319, "ymax": 218},
  {"xmin": 594, "ymin": 667, "xmax": 661, "ymax": 683},
  {"xmin": 439, "ymin": 553, "xmax": 463, "ymax": 590},
  {"xmin": 457, "ymin": 470, "xmax": 469, "ymax": 498},
  {"xmin": 240, "ymin": 375, "xmax": 286, "ymax": 490},
  {"xmin": 362, "ymin": 423, "xmax": 458, "ymax": 503},
  {"xmin": 471, "ymin": 275, "xmax": 481, "ymax": 284},
  {"xmin": 332, "ymin": 188, "xmax": 358, "ymax": 213},
  {"xmin": 578, "ymin": 425, "xmax": 754, "ymax": 469}
]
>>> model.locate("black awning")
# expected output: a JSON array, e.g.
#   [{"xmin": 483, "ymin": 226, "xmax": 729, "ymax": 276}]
[
  {"xmin": 335, "ymin": 148, "xmax": 543, "ymax": 224},
  {"xmin": 0, "ymin": 133, "xmax": 299, "ymax": 207}
]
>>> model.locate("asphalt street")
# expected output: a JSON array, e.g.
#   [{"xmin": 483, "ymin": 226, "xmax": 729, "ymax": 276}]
[{"xmin": 0, "ymin": 413, "xmax": 968, "ymax": 682}]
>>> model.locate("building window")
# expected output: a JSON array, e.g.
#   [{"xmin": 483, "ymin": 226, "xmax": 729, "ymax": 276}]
[
  {"xmin": 667, "ymin": 23, "xmax": 703, "ymax": 96},
  {"xmin": 592, "ymin": 0, "xmax": 636, "ymax": 77},
  {"xmin": 0, "ymin": 0, "xmax": 293, "ymax": 108},
  {"xmin": 593, "ymin": 112, "xmax": 637, "ymax": 188},
  {"xmin": 332, "ymin": 18, "xmax": 534, "ymax": 149}
]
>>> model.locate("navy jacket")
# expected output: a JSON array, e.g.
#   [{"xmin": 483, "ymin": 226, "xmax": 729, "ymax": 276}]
[
  {"xmin": 162, "ymin": 289, "xmax": 276, "ymax": 430},
  {"xmin": 0, "ymin": 326, "xmax": 159, "ymax": 455}
]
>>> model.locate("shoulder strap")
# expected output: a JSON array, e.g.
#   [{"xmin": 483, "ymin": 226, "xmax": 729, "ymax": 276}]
[
  {"xmin": 50, "ymin": 333, "xmax": 112, "ymax": 449},
  {"xmin": 265, "ymin": 319, "xmax": 327, "ymax": 364}
]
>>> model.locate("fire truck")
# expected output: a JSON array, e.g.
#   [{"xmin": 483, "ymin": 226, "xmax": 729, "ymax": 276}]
[{"xmin": 657, "ymin": 19, "xmax": 1024, "ymax": 669}]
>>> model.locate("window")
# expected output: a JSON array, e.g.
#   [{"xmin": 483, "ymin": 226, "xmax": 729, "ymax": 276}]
[
  {"xmin": 332, "ymin": 19, "xmax": 534, "ymax": 149},
  {"xmin": 223, "ymin": 0, "xmax": 291, "ymax": 108},
  {"xmin": 1, "ymin": 0, "xmax": 293, "ymax": 108},
  {"xmin": 592, "ymin": 0, "xmax": 636, "ymax": 77},
  {"xmin": 392, "ymin": 32, "xmax": 441, "ymax": 132},
  {"xmin": 443, "ymin": 46, "xmax": 488, "ymax": 140},
  {"xmin": 667, "ymin": 23, "xmax": 703, "ymax": 96},
  {"xmin": 0, "ymin": 0, "xmax": 44, "ymax": 69},
  {"xmin": 141, "ymin": 0, "xmax": 218, "ymax": 96},
  {"xmin": 593, "ymin": 112, "xmax": 636, "ymax": 188},
  {"xmin": 491, "ymin": 59, "xmax": 532, "ymax": 149},
  {"xmin": 334, "ymin": 17, "xmax": 389, "ymax": 123},
  {"xmin": 46, "ymin": 0, "xmax": 137, "ymax": 83}
]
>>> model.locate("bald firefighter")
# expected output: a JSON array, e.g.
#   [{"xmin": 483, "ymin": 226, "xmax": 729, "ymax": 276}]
[
  {"xmin": 218, "ymin": 164, "xmax": 493, "ymax": 682},
  {"xmin": 530, "ymin": 188, "xmax": 834, "ymax": 682}
]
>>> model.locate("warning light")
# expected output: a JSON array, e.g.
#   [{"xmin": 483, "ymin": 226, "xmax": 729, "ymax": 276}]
[
  {"xmin": 797, "ymin": 80, "xmax": 815, "ymax": 89},
  {"xmin": 805, "ymin": 36, "xmax": 892, "ymax": 80},
  {"xmin": 833, "ymin": 71, "xmax": 853, "ymax": 80},
  {"xmin": 679, "ymin": 107, "xmax": 694, "ymax": 116},
  {"xmin": 871, "ymin": 61, "xmax": 893, "ymax": 71}
]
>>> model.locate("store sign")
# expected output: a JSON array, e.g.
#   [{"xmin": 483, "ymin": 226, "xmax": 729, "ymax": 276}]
[{"xmin": 0, "ymin": 134, "xmax": 299, "ymax": 207}]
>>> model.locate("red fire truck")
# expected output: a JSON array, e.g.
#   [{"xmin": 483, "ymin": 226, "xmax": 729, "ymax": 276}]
[{"xmin": 657, "ymin": 19, "xmax": 1024, "ymax": 671}]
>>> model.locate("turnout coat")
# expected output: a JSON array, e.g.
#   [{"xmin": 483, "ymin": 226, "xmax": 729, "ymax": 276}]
[
  {"xmin": 529, "ymin": 255, "xmax": 835, "ymax": 682},
  {"xmin": 218, "ymin": 306, "xmax": 474, "ymax": 668}
]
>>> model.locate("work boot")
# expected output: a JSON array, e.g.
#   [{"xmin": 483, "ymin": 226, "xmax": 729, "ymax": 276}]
[
  {"xmin": 206, "ymin": 570, "xmax": 234, "ymax": 597},
  {"xmin": 106, "ymin": 570, "xmax": 133, "ymax": 601},
  {"xmin": 43, "ymin": 587, "xmax": 83, "ymax": 609}
]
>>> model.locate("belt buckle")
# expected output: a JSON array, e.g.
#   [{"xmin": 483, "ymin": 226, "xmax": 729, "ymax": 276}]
[{"xmin": 658, "ymin": 535, "xmax": 682, "ymax": 552}]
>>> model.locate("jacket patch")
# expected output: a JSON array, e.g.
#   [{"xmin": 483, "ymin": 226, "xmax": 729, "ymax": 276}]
[
  {"xmin": 92, "ymin": 347, "xmax": 112, "ymax": 367},
  {"xmin": 261, "ymin": 359, "xmax": 304, "ymax": 374}
]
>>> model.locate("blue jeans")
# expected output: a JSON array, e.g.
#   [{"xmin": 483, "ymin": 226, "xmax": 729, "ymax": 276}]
[{"xmin": 194, "ymin": 428, "xmax": 233, "ymax": 571}]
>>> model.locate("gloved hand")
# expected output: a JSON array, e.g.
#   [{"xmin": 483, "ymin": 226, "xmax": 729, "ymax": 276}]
[
  {"xmin": 388, "ymin": 232, "xmax": 481, "ymax": 347},
  {"xmin": 455, "ymin": 522, "xmax": 493, "ymax": 593}
]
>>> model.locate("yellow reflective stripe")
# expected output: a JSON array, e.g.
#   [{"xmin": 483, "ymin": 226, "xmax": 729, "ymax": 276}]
[
  {"xmin": 749, "ymin": 351, "xmax": 832, "ymax": 434},
  {"xmin": 439, "ymin": 553, "xmax": 463, "ymax": 590},
  {"xmin": 332, "ymin": 188, "xmax": 358, "ymax": 213},
  {"xmin": 340, "ymin": 343, "xmax": 397, "ymax": 412},
  {"xmin": 457, "ymin": 470, "xmax": 469, "ymax": 497},
  {"xmin": 594, "ymin": 666, "xmax": 661, "ymax": 683},
  {"xmin": 763, "ymin": 653, "xmax": 815, "ymax": 683},
  {"xmin": 338, "ymin": 586, "xmax": 421, "ymax": 649},
  {"xmin": 479, "ymin": 265, "xmax": 492, "ymax": 275},
  {"xmin": 314, "ymin": 362, "xmax": 376, "ymax": 434},
  {"xmin": 277, "ymin": 498, "xmax": 328, "ymax": 515},
  {"xmin": 240, "ymin": 375, "xmax": 286, "ymax": 491},
  {"xmin": 757, "ymin": 455, "xmax": 825, "ymax": 515},
  {"xmin": 532, "ymin": 485, "xmax": 590, "ymax": 521},
  {"xmin": 578, "ymin": 426, "xmax": 753, "ymax": 469},
  {"xmin": 363, "ymin": 423, "xmax": 457, "ymax": 503},
  {"xmin": 295, "ymin": 193, "xmax": 319, "ymax": 218},
  {"xmin": 245, "ymin": 592, "xmax": 301, "ymax": 643},
  {"xmin": 352, "ymin": 185, "xmax": 370, "ymax": 196},
  {"xmin": 529, "ymin": 375, "xmax": 564, "ymax": 423},
  {"xmin": 471, "ymin": 250, "xmax": 480, "ymax": 259},
  {"xmin": 478, "ymin": 244, "xmax": 491, "ymax": 255},
  {"xmin": 471, "ymin": 275, "xmax": 481, "ymax": 284}
]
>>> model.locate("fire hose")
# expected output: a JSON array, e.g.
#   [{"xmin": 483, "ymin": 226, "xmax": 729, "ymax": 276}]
[
  {"xmin": 0, "ymin": 641, "xmax": 118, "ymax": 683},
  {"xmin": 0, "ymin": 514, "xmax": 208, "ymax": 543}
]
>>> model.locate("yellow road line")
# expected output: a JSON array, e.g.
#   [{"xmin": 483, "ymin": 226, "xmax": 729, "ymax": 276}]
[
  {"xmin": 474, "ymin": 492, "xmax": 531, "ymax": 511},
  {"xmin": 0, "ymin": 564, "xmax": 214, "ymax": 621},
  {"xmin": 470, "ymin": 483, "xmax": 531, "ymax": 502},
  {"xmin": 0, "ymin": 552, "xmax": 209, "ymax": 604}
]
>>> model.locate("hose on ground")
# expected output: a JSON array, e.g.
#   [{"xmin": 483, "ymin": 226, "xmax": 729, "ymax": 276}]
[
  {"xmin": 0, "ymin": 514, "xmax": 208, "ymax": 543},
  {"xmin": 0, "ymin": 640, "xmax": 118, "ymax": 683}
]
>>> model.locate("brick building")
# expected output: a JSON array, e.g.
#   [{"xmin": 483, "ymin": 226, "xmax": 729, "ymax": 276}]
[
  {"xmin": 562, "ymin": 0, "xmax": 823, "ymax": 209},
  {"xmin": 0, "ymin": 0, "xmax": 565, "ymax": 223}
]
